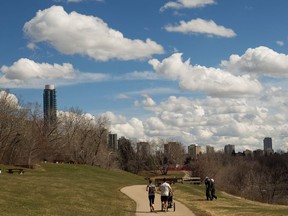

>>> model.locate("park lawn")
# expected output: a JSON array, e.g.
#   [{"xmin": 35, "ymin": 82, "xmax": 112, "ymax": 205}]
[
  {"xmin": 0, "ymin": 163, "xmax": 145, "ymax": 216},
  {"xmin": 1, "ymin": 165, "xmax": 287, "ymax": 216},
  {"xmin": 173, "ymin": 183, "xmax": 288, "ymax": 216}
]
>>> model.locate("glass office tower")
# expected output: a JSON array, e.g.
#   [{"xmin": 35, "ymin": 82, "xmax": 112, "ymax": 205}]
[{"xmin": 43, "ymin": 84, "xmax": 57, "ymax": 127}]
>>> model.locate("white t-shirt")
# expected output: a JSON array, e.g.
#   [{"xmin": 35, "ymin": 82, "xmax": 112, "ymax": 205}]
[{"xmin": 159, "ymin": 182, "xmax": 171, "ymax": 196}]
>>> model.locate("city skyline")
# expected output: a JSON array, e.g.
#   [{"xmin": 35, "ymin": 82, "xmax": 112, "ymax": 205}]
[{"xmin": 1, "ymin": 1, "xmax": 288, "ymax": 151}]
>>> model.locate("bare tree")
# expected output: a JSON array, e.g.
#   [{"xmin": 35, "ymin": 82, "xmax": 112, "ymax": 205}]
[
  {"xmin": 118, "ymin": 137, "xmax": 138, "ymax": 173},
  {"xmin": 0, "ymin": 91, "xmax": 28, "ymax": 165},
  {"xmin": 56, "ymin": 108, "xmax": 110, "ymax": 166}
]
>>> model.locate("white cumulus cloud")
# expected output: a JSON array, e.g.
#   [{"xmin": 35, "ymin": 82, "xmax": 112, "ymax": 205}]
[
  {"xmin": 0, "ymin": 91, "xmax": 19, "ymax": 107},
  {"xmin": 134, "ymin": 95, "xmax": 156, "ymax": 108},
  {"xmin": 149, "ymin": 53, "xmax": 262, "ymax": 97},
  {"xmin": 23, "ymin": 6, "xmax": 164, "ymax": 61},
  {"xmin": 0, "ymin": 58, "xmax": 109, "ymax": 88},
  {"xmin": 221, "ymin": 46, "xmax": 288, "ymax": 77},
  {"xmin": 160, "ymin": 0, "xmax": 215, "ymax": 11},
  {"xmin": 164, "ymin": 18, "xmax": 236, "ymax": 38},
  {"xmin": 110, "ymin": 117, "xmax": 145, "ymax": 138}
]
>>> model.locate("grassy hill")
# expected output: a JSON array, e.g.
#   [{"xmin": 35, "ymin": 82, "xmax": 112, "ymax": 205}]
[
  {"xmin": 0, "ymin": 164, "xmax": 287, "ymax": 216},
  {"xmin": 173, "ymin": 183, "xmax": 288, "ymax": 216},
  {"xmin": 0, "ymin": 163, "xmax": 145, "ymax": 216}
]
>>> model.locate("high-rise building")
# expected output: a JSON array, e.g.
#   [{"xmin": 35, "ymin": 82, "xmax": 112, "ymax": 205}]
[
  {"xmin": 43, "ymin": 84, "xmax": 57, "ymax": 127},
  {"xmin": 263, "ymin": 137, "xmax": 272, "ymax": 150},
  {"xmin": 188, "ymin": 144, "xmax": 202, "ymax": 159},
  {"xmin": 224, "ymin": 144, "xmax": 235, "ymax": 155},
  {"xmin": 137, "ymin": 142, "xmax": 150, "ymax": 156},
  {"xmin": 263, "ymin": 137, "xmax": 273, "ymax": 155},
  {"xmin": 164, "ymin": 142, "xmax": 182, "ymax": 155},
  {"xmin": 206, "ymin": 145, "xmax": 215, "ymax": 154},
  {"xmin": 108, "ymin": 133, "xmax": 118, "ymax": 151}
]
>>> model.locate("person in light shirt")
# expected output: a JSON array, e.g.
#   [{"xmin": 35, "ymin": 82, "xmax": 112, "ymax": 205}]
[{"xmin": 159, "ymin": 178, "xmax": 172, "ymax": 212}]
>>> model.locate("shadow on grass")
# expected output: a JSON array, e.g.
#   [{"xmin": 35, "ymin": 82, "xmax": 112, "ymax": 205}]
[
  {"xmin": 191, "ymin": 198, "xmax": 210, "ymax": 202},
  {"xmin": 123, "ymin": 209, "xmax": 171, "ymax": 214}
]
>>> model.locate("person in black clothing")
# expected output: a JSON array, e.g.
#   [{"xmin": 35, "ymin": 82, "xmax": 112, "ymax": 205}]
[
  {"xmin": 146, "ymin": 179, "xmax": 156, "ymax": 212},
  {"xmin": 204, "ymin": 177, "xmax": 212, "ymax": 200},
  {"xmin": 210, "ymin": 178, "xmax": 217, "ymax": 200}
]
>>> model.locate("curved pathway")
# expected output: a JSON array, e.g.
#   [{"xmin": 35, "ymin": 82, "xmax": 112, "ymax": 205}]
[{"xmin": 121, "ymin": 185, "xmax": 195, "ymax": 216}]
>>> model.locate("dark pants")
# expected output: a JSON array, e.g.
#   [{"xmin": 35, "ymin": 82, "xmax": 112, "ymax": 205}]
[
  {"xmin": 206, "ymin": 188, "xmax": 211, "ymax": 200},
  {"xmin": 149, "ymin": 195, "xmax": 155, "ymax": 206},
  {"xmin": 211, "ymin": 189, "xmax": 217, "ymax": 199}
]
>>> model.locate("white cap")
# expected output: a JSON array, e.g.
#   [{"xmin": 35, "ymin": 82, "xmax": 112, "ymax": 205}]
[{"xmin": 45, "ymin": 84, "xmax": 55, "ymax": 90}]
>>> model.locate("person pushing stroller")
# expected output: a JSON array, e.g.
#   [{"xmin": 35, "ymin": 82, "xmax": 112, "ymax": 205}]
[{"xmin": 159, "ymin": 178, "xmax": 172, "ymax": 212}]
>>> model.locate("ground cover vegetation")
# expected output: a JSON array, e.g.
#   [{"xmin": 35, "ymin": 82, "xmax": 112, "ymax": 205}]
[
  {"xmin": 1, "ymin": 163, "xmax": 288, "ymax": 216},
  {"xmin": 173, "ymin": 183, "xmax": 288, "ymax": 216},
  {"xmin": 0, "ymin": 163, "xmax": 145, "ymax": 216}
]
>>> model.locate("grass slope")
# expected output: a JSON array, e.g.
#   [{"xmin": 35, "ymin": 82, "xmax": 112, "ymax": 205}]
[
  {"xmin": 0, "ymin": 163, "xmax": 145, "ymax": 216},
  {"xmin": 1, "ymin": 165, "xmax": 287, "ymax": 216},
  {"xmin": 173, "ymin": 183, "xmax": 288, "ymax": 216}
]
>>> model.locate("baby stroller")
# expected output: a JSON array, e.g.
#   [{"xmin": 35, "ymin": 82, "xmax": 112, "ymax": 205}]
[{"xmin": 162, "ymin": 192, "xmax": 175, "ymax": 212}]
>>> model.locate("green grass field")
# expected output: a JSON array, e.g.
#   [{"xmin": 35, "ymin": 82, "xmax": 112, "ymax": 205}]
[
  {"xmin": 173, "ymin": 183, "xmax": 288, "ymax": 216},
  {"xmin": 0, "ymin": 163, "xmax": 145, "ymax": 216},
  {"xmin": 0, "ymin": 164, "xmax": 287, "ymax": 216}
]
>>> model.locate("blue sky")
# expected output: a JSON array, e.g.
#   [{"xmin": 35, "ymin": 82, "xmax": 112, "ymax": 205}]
[{"xmin": 1, "ymin": 0, "xmax": 288, "ymax": 152}]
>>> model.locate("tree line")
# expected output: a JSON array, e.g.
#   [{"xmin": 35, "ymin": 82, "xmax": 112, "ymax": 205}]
[
  {"xmin": 0, "ymin": 90, "xmax": 181, "ymax": 172},
  {"xmin": 189, "ymin": 152, "xmax": 288, "ymax": 205},
  {"xmin": 0, "ymin": 91, "xmax": 110, "ymax": 167}
]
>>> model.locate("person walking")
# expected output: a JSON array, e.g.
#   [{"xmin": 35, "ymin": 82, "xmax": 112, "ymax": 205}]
[
  {"xmin": 159, "ymin": 178, "xmax": 172, "ymax": 212},
  {"xmin": 204, "ymin": 177, "xmax": 212, "ymax": 200},
  {"xmin": 146, "ymin": 179, "xmax": 156, "ymax": 212},
  {"xmin": 210, "ymin": 178, "xmax": 217, "ymax": 200}
]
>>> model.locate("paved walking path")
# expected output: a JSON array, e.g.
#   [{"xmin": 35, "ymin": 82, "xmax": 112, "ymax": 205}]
[{"xmin": 121, "ymin": 185, "xmax": 196, "ymax": 216}]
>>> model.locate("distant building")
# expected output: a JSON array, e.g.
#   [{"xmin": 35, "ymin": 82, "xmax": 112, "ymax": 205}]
[
  {"xmin": 117, "ymin": 136, "xmax": 131, "ymax": 150},
  {"xmin": 224, "ymin": 144, "xmax": 235, "ymax": 155},
  {"xmin": 108, "ymin": 133, "xmax": 118, "ymax": 151},
  {"xmin": 164, "ymin": 142, "xmax": 184, "ymax": 165},
  {"xmin": 206, "ymin": 145, "xmax": 215, "ymax": 154},
  {"xmin": 43, "ymin": 84, "xmax": 57, "ymax": 127},
  {"xmin": 137, "ymin": 142, "xmax": 150, "ymax": 156},
  {"xmin": 253, "ymin": 149, "xmax": 264, "ymax": 157},
  {"xmin": 188, "ymin": 144, "xmax": 202, "ymax": 159},
  {"xmin": 263, "ymin": 137, "xmax": 273, "ymax": 155},
  {"xmin": 164, "ymin": 142, "xmax": 182, "ymax": 155},
  {"xmin": 243, "ymin": 149, "xmax": 252, "ymax": 157}
]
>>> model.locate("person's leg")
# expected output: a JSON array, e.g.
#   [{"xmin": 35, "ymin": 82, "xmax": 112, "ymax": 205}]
[
  {"xmin": 148, "ymin": 196, "xmax": 152, "ymax": 211},
  {"xmin": 206, "ymin": 189, "xmax": 210, "ymax": 200},
  {"xmin": 151, "ymin": 195, "xmax": 155, "ymax": 211},
  {"xmin": 163, "ymin": 196, "xmax": 168, "ymax": 211}
]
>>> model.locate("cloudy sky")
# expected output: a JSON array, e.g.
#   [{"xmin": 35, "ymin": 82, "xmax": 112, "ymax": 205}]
[{"xmin": 1, "ymin": 0, "xmax": 288, "ymax": 152}]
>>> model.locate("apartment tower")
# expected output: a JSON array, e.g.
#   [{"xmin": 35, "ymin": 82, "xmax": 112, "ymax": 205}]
[
  {"xmin": 263, "ymin": 137, "xmax": 273, "ymax": 155},
  {"xmin": 43, "ymin": 84, "xmax": 57, "ymax": 127},
  {"xmin": 188, "ymin": 144, "xmax": 202, "ymax": 160},
  {"xmin": 224, "ymin": 144, "xmax": 235, "ymax": 155},
  {"xmin": 108, "ymin": 133, "xmax": 118, "ymax": 151}
]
